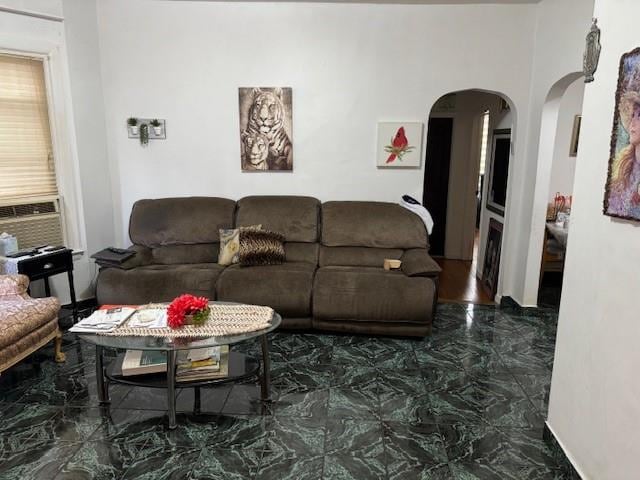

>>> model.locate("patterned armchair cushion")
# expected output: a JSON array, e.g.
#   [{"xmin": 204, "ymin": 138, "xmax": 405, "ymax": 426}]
[
  {"xmin": 0, "ymin": 274, "xmax": 29, "ymax": 298},
  {"xmin": 0, "ymin": 297, "xmax": 60, "ymax": 350}
]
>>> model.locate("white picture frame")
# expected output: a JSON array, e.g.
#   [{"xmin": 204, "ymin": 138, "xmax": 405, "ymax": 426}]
[{"xmin": 376, "ymin": 122, "xmax": 423, "ymax": 168}]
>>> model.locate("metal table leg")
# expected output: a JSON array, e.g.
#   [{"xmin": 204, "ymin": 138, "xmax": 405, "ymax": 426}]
[
  {"xmin": 167, "ymin": 350, "xmax": 177, "ymax": 429},
  {"xmin": 194, "ymin": 387, "xmax": 201, "ymax": 414},
  {"xmin": 260, "ymin": 335, "xmax": 271, "ymax": 401},
  {"xmin": 96, "ymin": 345, "xmax": 110, "ymax": 404},
  {"xmin": 67, "ymin": 269, "xmax": 78, "ymax": 323}
]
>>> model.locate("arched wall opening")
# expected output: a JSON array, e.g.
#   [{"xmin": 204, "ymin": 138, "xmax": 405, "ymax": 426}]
[
  {"xmin": 423, "ymin": 88, "xmax": 517, "ymax": 303},
  {"xmin": 521, "ymin": 72, "xmax": 585, "ymax": 306}
]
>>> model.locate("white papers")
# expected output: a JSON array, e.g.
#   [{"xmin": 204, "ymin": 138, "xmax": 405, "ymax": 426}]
[
  {"xmin": 69, "ymin": 307, "xmax": 136, "ymax": 333},
  {"xmin": 127, "ymin": 309, "xmax": 167, "ymax": 329},
  {"xmin": 187, "ymin": 347, "xmax": 218, "ymax": 362}
]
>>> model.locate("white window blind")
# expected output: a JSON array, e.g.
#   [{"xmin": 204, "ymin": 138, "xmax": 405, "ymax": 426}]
[{"xmin": 0, "ymin": 54, "xmax": 57, "ymax": 201}]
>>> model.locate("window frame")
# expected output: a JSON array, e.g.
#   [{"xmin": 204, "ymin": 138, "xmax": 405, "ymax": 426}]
[{"xmin": 0, "ymin": 42, "xmax": 86, "ymax": 253}]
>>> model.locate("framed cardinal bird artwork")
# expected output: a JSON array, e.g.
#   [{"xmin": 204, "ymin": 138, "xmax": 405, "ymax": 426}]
[{"xmin": 377, "ymin": 122, "xmax": 423, "ymax": 168}]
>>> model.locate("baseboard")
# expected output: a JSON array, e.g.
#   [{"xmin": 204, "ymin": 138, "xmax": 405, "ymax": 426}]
[{"xmin": 543, "ymin": 422, "xmax": 586, "ymax": 479}]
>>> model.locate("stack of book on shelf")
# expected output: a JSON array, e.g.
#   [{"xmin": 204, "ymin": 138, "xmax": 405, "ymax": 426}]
[
  {"xmin": 122, "ymin": 350, "xmax": 167, "ymax": 376},
  {"xmin": 121, "ymin": 346, "xmax": 229, "ymax": 381},
  {"xmin": 176, "ymin": 346, "xmax": 229, "ymax": 382}
]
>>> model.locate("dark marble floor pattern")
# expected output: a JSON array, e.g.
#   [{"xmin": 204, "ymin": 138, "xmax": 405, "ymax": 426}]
[{"xmin": 0, "ymin": 302, "xmax": 572, "ymax": 479}]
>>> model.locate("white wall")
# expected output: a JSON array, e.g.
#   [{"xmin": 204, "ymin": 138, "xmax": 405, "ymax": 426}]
[
  {"xmin": 548, "ymin": 78, "xmax": 584, "ymax": 201},
  {"xmin": 514, "ymin": 0, "xmax": 594, "ymax": 306},
  {"xmin": 547, "ymin": 1, "xmax": 640, "ymax": 477},
  {"xmin": 95, "ymin": 0, "xmax": 537, "ymax": 257},
  {"xmin": 61, "ymin": 0, "xmax": 114, "ymax": 295},
  {"xmin": 0, "ymin": 0, "xmax": 63, "ymax": 17},
  {"xmin": 0, "ymin": 0, "xmax": 587, "ymax": 307}
]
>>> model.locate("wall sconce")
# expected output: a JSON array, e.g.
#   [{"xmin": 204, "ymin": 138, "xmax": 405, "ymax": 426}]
[{"xmin": 126, "ymin": 117, "xmax": 167, "ymax": 146}]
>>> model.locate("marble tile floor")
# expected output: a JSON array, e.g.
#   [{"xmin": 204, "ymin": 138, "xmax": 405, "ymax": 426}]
[{"xmin": 0, "ymin": 302, "xmax": 574, "ymax": 480}]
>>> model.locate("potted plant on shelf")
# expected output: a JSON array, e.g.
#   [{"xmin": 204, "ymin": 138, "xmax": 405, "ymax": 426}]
[
  {"xmin": 127, "ymin": 117, "xmax": 139, "ymax": 135},
  {"xmin": 150, "ymin": 119, "xmax": 163, "ymax": 136}
]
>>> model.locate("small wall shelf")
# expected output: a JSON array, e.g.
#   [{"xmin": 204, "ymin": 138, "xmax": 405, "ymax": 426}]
[{"xmin": 127, "ymin": 118, "xmax": 166, "ymax": 140}]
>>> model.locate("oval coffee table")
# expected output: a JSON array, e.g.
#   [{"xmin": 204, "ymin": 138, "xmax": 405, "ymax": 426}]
[{"xmin": 78, "ymin": 308, "xmax": 281, "ymax": 429}]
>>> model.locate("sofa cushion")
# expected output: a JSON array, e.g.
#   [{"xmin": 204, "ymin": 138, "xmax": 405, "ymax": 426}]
[
  {"xmin": 218, "ymin": 225, "xmax": 262, "ymax": 266},
  {"xmin": 236, "ymin": 196, "xmax": 320, "ymax": 242},
  {"xmin": 96, "ymin": 263, "xmax": 223, "ymax": 305},
  {"xmin": 129, "ymin": 197, "xmax": 235, "ymax": 247},
  {"xmin": 322, "ymin": 201, "xmax": 428, "ymax": 249},
  {"xmin": 238, "ymin": 230, "xmax": 286, "ymax": 266},
  {"xmin": 216, "ymin": 262, "xmax": 315, "ymax": 317},
  {"xmin": 284, "ymin": 242, "xmax": 319, "ymax": 264},
  {"xmin": 401, "ymin": 248, "xmax": 442, "ymax": 277},
  {"xmin": 151, "ymin": 244, "xmax": 220, "ymax": 265},
  {"xmin": 313, "ymin": 266, "xmax": 434, "ymax": 324},
  {"xmin": 0, "ymin": 297, "xmax": 59, "ymax": 350},
  {"xmin": 319, "ymin": 246, "xmax": 403, "ymax": 268}
]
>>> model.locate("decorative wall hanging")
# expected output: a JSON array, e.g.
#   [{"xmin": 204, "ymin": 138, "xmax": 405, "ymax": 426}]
[
  {"xmin": 603, "ymin": 48, "xmax": 640, "ymax": 222},
  {"xmin": 126, "ymin": 117, "xmax": 166, "ymax": 146},
  {"xmin": 485, "ymin": 129, "xmax": 511, "ymax": 216},
  {"xmin": 583, "ymin": 18, "xmax": 601, "ymax": 83},
  {"xmin": 376, "ymin": 122, "xmax": 423, "ymax": 168},
  {"xmin": 239, "ymin": 87, "xmax": 293, "ymax": 171},
  {"xmin": 482, "ymin": 218, "xmax": 503, "ymax": 300},
  {"xmin": 569, "ymin": 115, "xmax": 582, "ymax": 157}
]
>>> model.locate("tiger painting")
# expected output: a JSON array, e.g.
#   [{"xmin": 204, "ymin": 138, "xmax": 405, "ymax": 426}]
[
  {"xmin": 239, "ymin": 87, "xmax": 293, "ymax": 171},
  {"xmin": 241, "ymin": 131, "xmax": 270, "ymax": 171}
]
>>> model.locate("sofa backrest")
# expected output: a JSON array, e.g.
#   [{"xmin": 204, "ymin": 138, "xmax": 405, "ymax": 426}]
[
  {"xmin": 320, "ymin": 201, "xmax": 428, "ymax": 267},
  {"xmin": 236, "ymin": 196, "xmax": 320, "ymax": 264},
  {"xmin": 129, "ymin": 197, "xmax": 236, "ymax": 263},
  {"xmin": 322, "ymin": 201, "xmax": 428, "ymax": 248}
]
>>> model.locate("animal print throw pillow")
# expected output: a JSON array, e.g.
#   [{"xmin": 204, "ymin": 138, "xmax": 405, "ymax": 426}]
[
  {"xmin": 238, "ymin": 230, "xmax": 286, "ymax": 266},
  {"xmin": 218, "ymin": 225, "xmax": 261, "ymax": 266}
]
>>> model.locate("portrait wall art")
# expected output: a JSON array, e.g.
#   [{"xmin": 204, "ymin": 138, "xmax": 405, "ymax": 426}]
[
  {"xmin": 238, "ymin": 87, "xmax": 293, "ymax": 172},
  {"xmin": 377, "ymin": 122, "xmax": 423, "ymax": 168},
  {"xmin": 603, "ymin": 48, "xmax": 640, "ymax": 221}
]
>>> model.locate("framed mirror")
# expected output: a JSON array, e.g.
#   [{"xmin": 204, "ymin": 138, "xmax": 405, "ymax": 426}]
[{"xmin": 486, "ymin": 129, "xmax": 511, "ymax": 216}]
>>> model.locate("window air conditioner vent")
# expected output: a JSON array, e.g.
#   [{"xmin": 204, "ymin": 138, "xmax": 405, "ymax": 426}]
[
  {"xmin": 0, "ymin": 198, "xmax": 63, "ymax": 249},
  {"xmin": 0, "ymin": 206, "xmax": 14, "ymax": 219},
  {"xmin": 0, "ymin": 201, "xmax": 57, "ymax": 219}
]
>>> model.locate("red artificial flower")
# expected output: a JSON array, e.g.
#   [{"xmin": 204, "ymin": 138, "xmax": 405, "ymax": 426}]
[{"xmin": 167, "ymin": 294, "xmax": 210, "ymax": 328}]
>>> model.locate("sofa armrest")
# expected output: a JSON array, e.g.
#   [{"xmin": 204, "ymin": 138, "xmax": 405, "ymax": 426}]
[
  {"xmin": 98, "ymin": 245, "xmax": 153, "ymax": 270},
  {"xmin": 401, "ymin": 249, "xmax": 441, "ymax": 277},
  {"xmin": 0, "ymin": 274, "xmax": 29, "ymax": 295}
]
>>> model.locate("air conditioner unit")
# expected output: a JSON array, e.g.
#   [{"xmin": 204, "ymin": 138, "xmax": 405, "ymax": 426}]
[{"xmin": 0, "ymin": 197, "xmax": 64, "ymax": 250}]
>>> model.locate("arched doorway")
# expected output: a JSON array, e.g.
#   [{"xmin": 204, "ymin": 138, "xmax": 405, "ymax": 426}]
[
  {"xmin": 424, "ymin": 89, "xmax": 516, "ymax": 304},
  {"xmin": 521, "ymin": 73, "xmax": 584, "ymax": 307}
]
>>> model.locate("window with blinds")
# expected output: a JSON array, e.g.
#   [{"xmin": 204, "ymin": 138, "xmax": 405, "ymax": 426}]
[{"xmin": 0, "ymin": 54, "xmax": 58, "ymax": 201}]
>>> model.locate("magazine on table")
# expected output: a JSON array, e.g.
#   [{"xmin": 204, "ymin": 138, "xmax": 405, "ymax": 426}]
[{"xmin": 69, "ymin": 307, "xmax": 136, "ymax": 333}]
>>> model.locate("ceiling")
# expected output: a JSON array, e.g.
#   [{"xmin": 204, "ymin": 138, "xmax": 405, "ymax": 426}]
[{"xmin": 166, "ymin": 0, "xmax": 542, "ymax": 4}]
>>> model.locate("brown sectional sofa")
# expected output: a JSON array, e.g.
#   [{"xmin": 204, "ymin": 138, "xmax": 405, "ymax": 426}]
[{"xmin": 96, "ymin": 196, "xmax": 441, "ymax": 336}]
